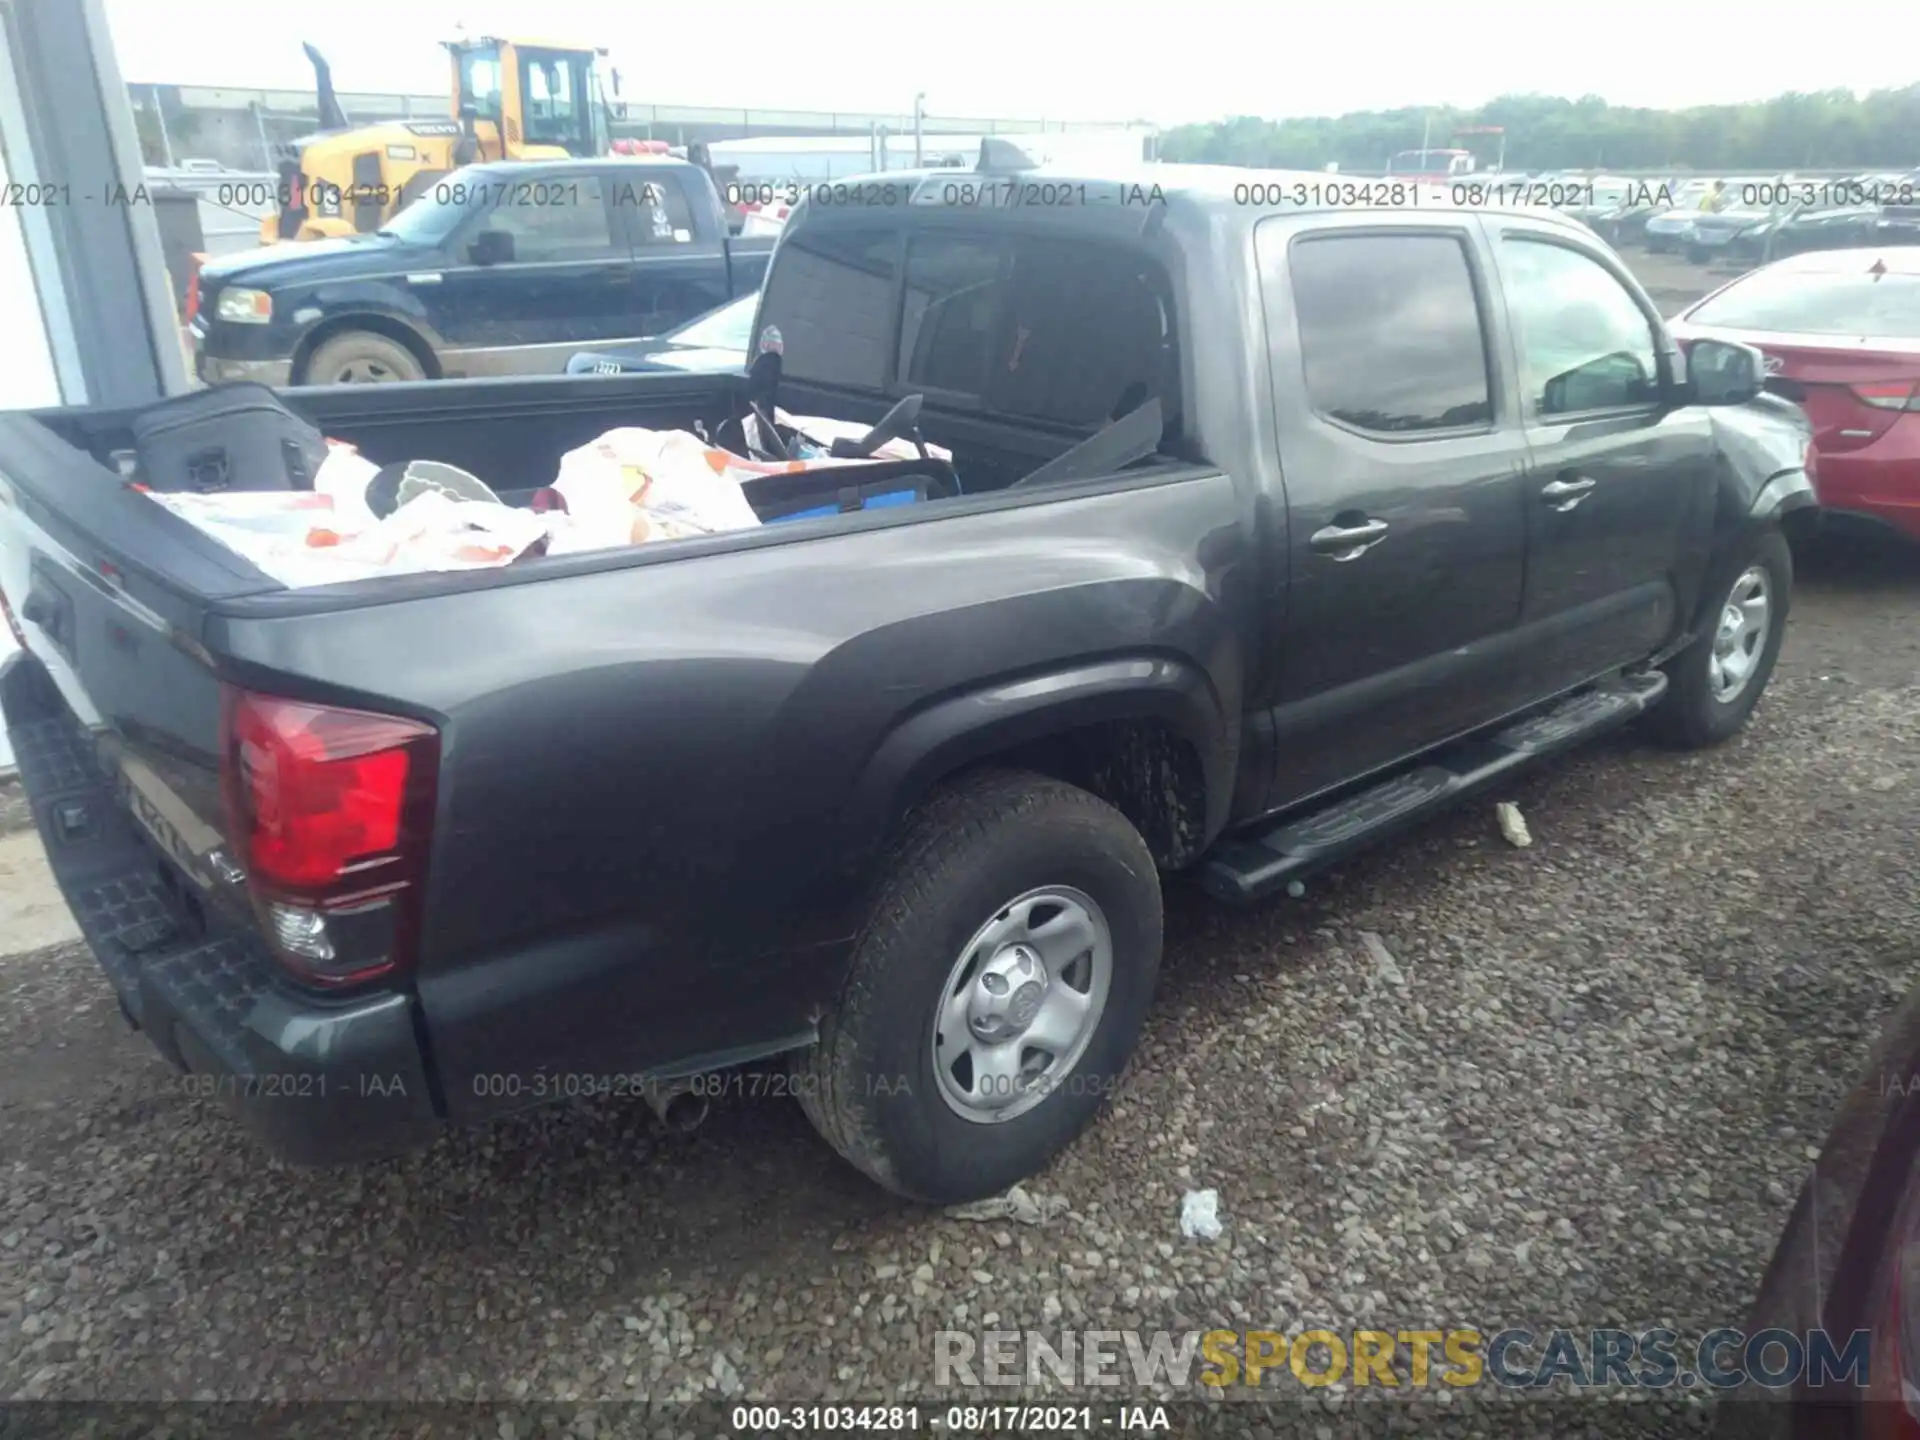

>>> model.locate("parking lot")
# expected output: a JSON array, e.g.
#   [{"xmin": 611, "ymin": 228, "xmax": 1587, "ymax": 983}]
[{"xmin": 3, "ymin": 250, "xmax": 1918, "ymax": 1424}]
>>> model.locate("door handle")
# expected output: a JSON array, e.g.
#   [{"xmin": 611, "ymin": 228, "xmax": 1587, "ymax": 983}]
[
  {"xmin": 1541, "ymin": 475, "xmax": 1597, "ymax": 511},
  {"xmin": 1309, "ymin": 517, "xmax": 1389, "ymax": 560}
]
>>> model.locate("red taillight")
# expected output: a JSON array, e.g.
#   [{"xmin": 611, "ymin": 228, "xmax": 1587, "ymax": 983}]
[
  {"xmin": 184, "ymin": 257, "xmax": 203, "ymax": 325},
  {"xmin": 220, "ymin": 687, "xmax": 439, "ymax": 986},
  {"xmin": 1866, "ymin": 1183, "xmax": 1920, "ymax": 1433},
  {"xmin": 1852, "ymin": 381, "xmax": 1920, "ymax": 413}
]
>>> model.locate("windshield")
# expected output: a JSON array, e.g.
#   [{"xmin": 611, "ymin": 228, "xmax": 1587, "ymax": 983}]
[
  {"xmin": 1689, "ymin": 270, "xmax": 1920, "ymax": 338},
  {"xmin": 667, "ymin": 293, "xmax": 758, "ymax": 350},
  {"xmin": 378, "ymin": 183, "xmax": 476, "ymax": 244}
]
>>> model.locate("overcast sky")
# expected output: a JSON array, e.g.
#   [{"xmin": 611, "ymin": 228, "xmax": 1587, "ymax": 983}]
[{"xmin": 105, "ymin": 0, "xmax": 1918, "ymax": 125}]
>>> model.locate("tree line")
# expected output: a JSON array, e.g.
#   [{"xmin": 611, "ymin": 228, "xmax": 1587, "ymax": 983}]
[{"xmin": 1157, "ymin": 87, "xmax": 1920, "ymax": 173}]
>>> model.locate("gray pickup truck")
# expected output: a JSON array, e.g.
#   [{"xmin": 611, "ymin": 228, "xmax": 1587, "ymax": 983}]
[{"xmin": 0, "ymin": 150, "xmax": 1816, "ymax": 1203}]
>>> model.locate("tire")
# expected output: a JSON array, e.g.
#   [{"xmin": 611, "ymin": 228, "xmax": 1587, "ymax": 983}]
[
  {"xmin": 300, "ymin": 330, "xmax": 427, "ymax": 385},
  {"xmin": 1647, "ymin": 527, "xmax": 1792, "ymax": 749},
  {"xmin": 797, "ymin": 769, "xmax": 1163, "ymax": 1203}
]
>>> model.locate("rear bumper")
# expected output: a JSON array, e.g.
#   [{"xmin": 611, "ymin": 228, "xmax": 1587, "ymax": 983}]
[
  {"xmin": 1812, "ymin": 418, "xmax": 1920, "ymax": 543},
  {"xmin": 0, "ymin": 653, "xmax": 442, "ymax": 1163}
]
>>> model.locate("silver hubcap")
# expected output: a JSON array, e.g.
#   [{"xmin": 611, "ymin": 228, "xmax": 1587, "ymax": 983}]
[
  {"xmin": 932, "ymin": 886, "xmax": 1112, "ymax": 1124},
  {"xmin": 1709, "ymin": 565, "xmax": 1772, "ymax": 703}
]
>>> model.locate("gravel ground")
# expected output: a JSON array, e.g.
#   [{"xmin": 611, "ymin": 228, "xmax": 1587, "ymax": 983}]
[
  {"xmin": 6, "ymin": 253, "xmax": 1916, "ymax": 1436},
  {"xmin": 0, "ymin": 778, "xmax": 29, "ymax": 839}
]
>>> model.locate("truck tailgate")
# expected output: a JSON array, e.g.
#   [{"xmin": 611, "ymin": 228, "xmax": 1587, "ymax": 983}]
[
  {"xmin": 0, "ymin": 411, "xmax": 441, "ymax": 1158},
  {"xmin": 0, "ymin": 410, "xmax": 280, "ymax": 883},
  {"xmin": 0, "ymin": 404, "xmax": 267, "ymax": 1006}
]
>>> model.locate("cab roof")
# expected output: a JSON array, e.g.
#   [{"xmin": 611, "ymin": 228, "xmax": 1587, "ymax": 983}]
[
  {"xmin": 455, "ymin": 156, "xmax": 692, "ymax": 178},
  {"xmin": 795, "ymin": 151, "xmax": 1587, "ymax": 235},
  {"xmin": 445, "ymin": 36, "xmax": 606, "ymax": 54}
]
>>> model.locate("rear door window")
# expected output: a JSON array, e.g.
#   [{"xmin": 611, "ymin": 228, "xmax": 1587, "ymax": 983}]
[
  {"xmin": 620, "ymin": 174, "xmax": 695, "ymax": 246},
  {"xmin": 1286, "ymin": 231, "xmax": 1494, "ymax": 433}
]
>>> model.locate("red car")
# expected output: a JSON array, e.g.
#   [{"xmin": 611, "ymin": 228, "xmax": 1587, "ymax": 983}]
[{"xmin": 1671, "ymin": 249, "xmax": 1920, "ymax": 543}]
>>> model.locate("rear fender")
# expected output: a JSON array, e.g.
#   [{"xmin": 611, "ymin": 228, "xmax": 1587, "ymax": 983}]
[{"xmin": 845, "ymin": 654, "xmax": 1235, "ymax": 864}]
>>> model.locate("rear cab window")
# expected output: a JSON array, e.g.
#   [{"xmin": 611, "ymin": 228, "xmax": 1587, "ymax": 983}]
[
  {"xmin": 759, "ymin": 227, "xmax": 902, "ymax": 392},
  {"xmin": 761, "ymin": 220, "xmax": 1178, "ymax": 432}
]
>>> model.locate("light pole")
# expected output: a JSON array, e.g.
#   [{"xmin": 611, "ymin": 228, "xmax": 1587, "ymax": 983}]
[{"xmin": 913, "ymin": 91, "xmax": 925, "ymax": 167}]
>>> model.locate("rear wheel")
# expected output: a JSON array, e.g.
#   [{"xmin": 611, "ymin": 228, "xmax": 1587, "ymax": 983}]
[
  {"xmin": 1648, "ymin": 527, "xmax": 1792, "ymax": 749},
  {"xmin": 798, "ymin": 769, "xmax": 1163, "ymax": 1203},
  {"xmin": 301, "ymin": 330, "xmax": 426, "ymax": 385}
]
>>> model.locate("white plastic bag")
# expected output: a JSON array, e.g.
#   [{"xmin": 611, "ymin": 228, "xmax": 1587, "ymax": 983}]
[
  {"xmin": 322, "ymin": 491, "xmax": 548, "ymax": 574},
  {"xmin": 311, "ymin": 441, "xmax": 383, "ymax": 530},
  {"xmin": 552, "ymin": 427, "xmax": 763, "ymax": 551},
  {"xmin": 144, "ymin": 487, "xmax": 548, "ymax": 588}
]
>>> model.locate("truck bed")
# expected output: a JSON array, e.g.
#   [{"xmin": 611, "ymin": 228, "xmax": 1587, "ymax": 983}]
[{"xmin": 0, "ymin": 368, "xmax": 1232, "ymax": 1158}]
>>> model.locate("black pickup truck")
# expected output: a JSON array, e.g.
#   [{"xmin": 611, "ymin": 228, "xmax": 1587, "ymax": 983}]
[
  {"xmin": 0, "ymin": 153, "xmax": 1817, "ymax": 1203},
  {"xmin": 191, "ymin": 157, "xmax": 773, "ymax": 387}
]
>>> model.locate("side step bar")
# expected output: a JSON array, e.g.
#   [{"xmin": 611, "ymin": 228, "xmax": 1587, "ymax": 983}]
[{"xmin": 1199, "ymin": 671, "xmax": 1668, "ymax": 904}]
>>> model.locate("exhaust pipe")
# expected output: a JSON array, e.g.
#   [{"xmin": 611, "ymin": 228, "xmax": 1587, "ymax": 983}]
[{"xmin": 640, "ymin": 1077, "xmax": 710, "ymax": 1133}]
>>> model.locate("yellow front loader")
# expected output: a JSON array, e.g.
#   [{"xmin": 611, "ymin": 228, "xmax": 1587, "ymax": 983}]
[{"xmin": 261, "ymin": 37, "xmax": 614, "ymax": 245}]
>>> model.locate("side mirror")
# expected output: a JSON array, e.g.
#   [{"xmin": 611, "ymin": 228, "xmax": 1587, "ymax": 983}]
[
  {"xmin": 1688, "ymin": 338, "xmax": 1764, "ymax": 406},
  {"xmin": 469, "ymin": 229, "xmax": 514, "ymax": 265}
]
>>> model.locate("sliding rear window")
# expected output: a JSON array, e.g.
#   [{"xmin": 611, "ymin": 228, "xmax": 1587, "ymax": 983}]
[
  {"xmin": 767, "ymin": 220, "xmax": 1177, "ymax": 430},
  {"xmin": 899, "ymin": 232, "xmax": 1175, "ymax": 427},
  {"xmin": 759, "ymin": 226, "xmax": 902, "ymax": 391}
]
